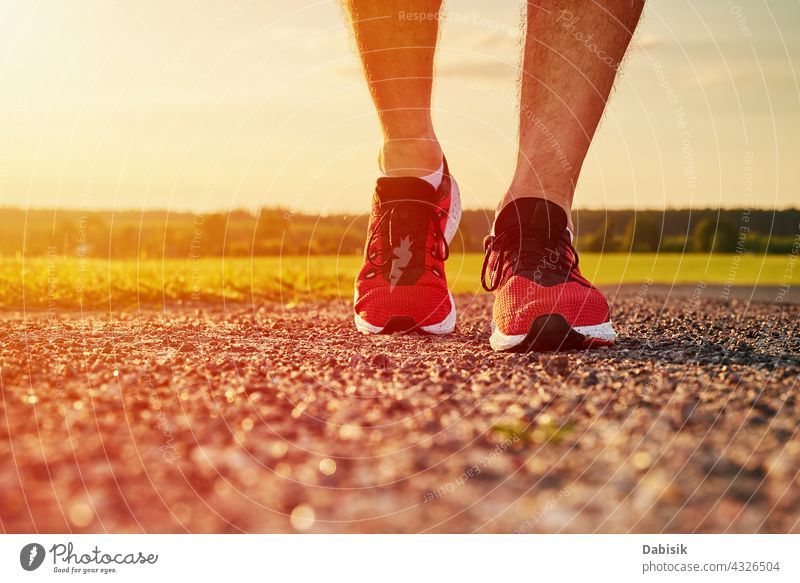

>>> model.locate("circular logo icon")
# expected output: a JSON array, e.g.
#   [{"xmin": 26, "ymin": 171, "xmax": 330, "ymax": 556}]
[{"xmin": 20, "ymin": 543, "xmax": 46, "ymax": 571}]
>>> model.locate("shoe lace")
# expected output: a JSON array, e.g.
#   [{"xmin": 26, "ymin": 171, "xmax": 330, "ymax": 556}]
[
  {"xmin": 365, "ymin": 199, "xmax": 449, "ymax": 270},
  {"xmin": 481, "ymin": 229, "xmax": 580, "ymax": 292}
]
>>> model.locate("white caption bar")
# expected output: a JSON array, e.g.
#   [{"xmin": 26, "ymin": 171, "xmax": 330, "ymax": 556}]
[{"xmin": 1, "ymin": 535, "xmax": 797, "ymax": 582}]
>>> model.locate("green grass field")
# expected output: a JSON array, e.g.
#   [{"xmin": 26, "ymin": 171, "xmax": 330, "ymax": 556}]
[{"xmin": 2, "ymin": 252, "xmax": 797, "ymax": 310}]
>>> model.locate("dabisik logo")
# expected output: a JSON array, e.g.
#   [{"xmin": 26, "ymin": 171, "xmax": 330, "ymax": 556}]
[{"xmin": 20, "ymin": 543, "xmax": 46, "ymax": 571}]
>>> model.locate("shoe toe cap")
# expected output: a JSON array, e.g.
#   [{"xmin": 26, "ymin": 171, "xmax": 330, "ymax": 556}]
[
  {"xmin": 494, "ymin": 276, "xmax": 610, "ymax": 336},
  {"xmin": 355, "ymin": 284, "xmax": 453, "ymax": 328}
]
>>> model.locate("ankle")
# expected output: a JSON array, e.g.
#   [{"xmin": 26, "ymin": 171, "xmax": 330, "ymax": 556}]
[
  {"xmin": 380, "ymin": 138, "xmax": 443, "ymax": 177},
  {"xmin": 504, "ymin": 163, "xmax": 576, "ymax": 215},
  {"xmin": 498, "ymin": 184, "xmax": 574, "ymax": 231}
]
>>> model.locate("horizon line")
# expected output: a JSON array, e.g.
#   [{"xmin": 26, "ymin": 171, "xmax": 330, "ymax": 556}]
[{"xmin": 1, "ymin": 204, "xmax": 797, "ymax": 216}]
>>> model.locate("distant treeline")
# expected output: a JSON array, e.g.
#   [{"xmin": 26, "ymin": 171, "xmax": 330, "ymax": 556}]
[{"xmin": 2, "ymin": 207, "xmax": 798, "ymax": 258}]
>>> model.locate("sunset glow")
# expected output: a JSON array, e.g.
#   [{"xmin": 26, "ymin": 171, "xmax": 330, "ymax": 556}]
[{"xmin": 0, "ymin": 0, "xmax": 797, "ymax": 214}]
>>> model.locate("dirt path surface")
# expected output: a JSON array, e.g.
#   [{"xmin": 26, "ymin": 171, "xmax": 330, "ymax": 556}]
[{"xmin": 2, "ymin": 289, "xmax": 799, "ymax": 533}]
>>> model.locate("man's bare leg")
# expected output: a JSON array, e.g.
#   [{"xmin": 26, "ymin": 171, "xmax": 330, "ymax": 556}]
[
  {"xmin": 346, "ymin": 0, "xmax": 460, "ymax": 336},
  {"xmin": 342, "ymin": 0, "xmax": 443, "ymax": 176},
  {"xmin": 501, "ymin": 0, "xmax": 645, "ymax": 219},
  {"xmin": 483, "ymin": 1, "xmax": 644, "ymax": 352}
]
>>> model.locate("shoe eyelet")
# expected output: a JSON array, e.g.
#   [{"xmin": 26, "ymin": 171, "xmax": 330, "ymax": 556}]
[{"xmin": 364, "ymin": 270, "xmax": 376, "ymax": 279}]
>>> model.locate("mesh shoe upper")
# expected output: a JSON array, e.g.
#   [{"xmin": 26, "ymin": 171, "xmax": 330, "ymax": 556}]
[
  {"xmin": 354, "ymin": 161, "xmax": 455, "ymax": 329},
  {"xmin": 482, "ymin": 198, "xmax": 610, "ymax": 336}
]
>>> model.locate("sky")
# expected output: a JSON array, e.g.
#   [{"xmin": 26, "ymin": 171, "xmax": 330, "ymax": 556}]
[{"xmin": 0, "ymin": 0, "xmax": 797, "ymax": 214}]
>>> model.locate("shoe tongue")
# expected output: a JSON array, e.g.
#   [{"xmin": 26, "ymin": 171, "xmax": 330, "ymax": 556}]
[
  {"xmin": 375, "ymin": 176, "xmax": 438, "ymax": 204},
  {"xmin": 493, "ymin": 197, "xmax": 568, "ymax": 238}
]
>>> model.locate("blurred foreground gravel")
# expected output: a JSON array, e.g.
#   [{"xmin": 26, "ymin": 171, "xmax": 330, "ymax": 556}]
[{"xmin": 1, "ymin": 287, "xmax": 798, "ymax": 533}]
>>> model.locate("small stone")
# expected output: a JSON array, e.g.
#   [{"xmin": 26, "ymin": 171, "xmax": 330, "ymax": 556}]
[
  {"xmin": 370, "ymin": 354, "xmax": 391, "ymax": 369},
  {"xmin": 348, "ymin": 353, "xmax": 365, "ymax": 367},
  {"xmin": 542, "ymin": 354, "xmax": 571, "ymax": 377},
  {"xmin": 69, "ymin": 503, "xmax": 94, "ymax": 528},
  {"xmin": 319, "ymin": 458, "xmax": 337, "ymax": 476},
  {"xmin": 632, "ymin": 451, "xmax": 653, "ymax": 470},
  {"xmin": 583, "ymin": 371, "xmax": 600, "ymax": 386},
  {"xmin": 290, "ymin": 504, "xmax": 315, "ymax": 531}
]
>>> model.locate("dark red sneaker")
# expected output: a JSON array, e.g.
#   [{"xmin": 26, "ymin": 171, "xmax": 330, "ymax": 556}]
[
  {"xmin": 354, "ymin": 159, "xmax": 461, "ymax": 334},
  {"xmin": 481, "ymin": 198, "xmax": 615, "ymax": 352}
]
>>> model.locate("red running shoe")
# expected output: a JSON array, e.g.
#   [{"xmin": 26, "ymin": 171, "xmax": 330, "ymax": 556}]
[
  {"xmin": 354, "ymin": 159, "xmax": 461, "ymax": 334},
  {"xmin": 482, "ymin": 198, "xmax": 615, "ymax": 352}
]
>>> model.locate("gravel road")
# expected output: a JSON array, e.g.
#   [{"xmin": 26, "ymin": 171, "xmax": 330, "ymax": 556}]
[{"xmin": 1, "ymin": 286, "xmax": 798, "ymax": 533}]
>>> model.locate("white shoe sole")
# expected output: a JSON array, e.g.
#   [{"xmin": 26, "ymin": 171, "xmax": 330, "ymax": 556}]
[{"xmin": 490, "ymin": 318, "xmax": 616, "ymax": 352}]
